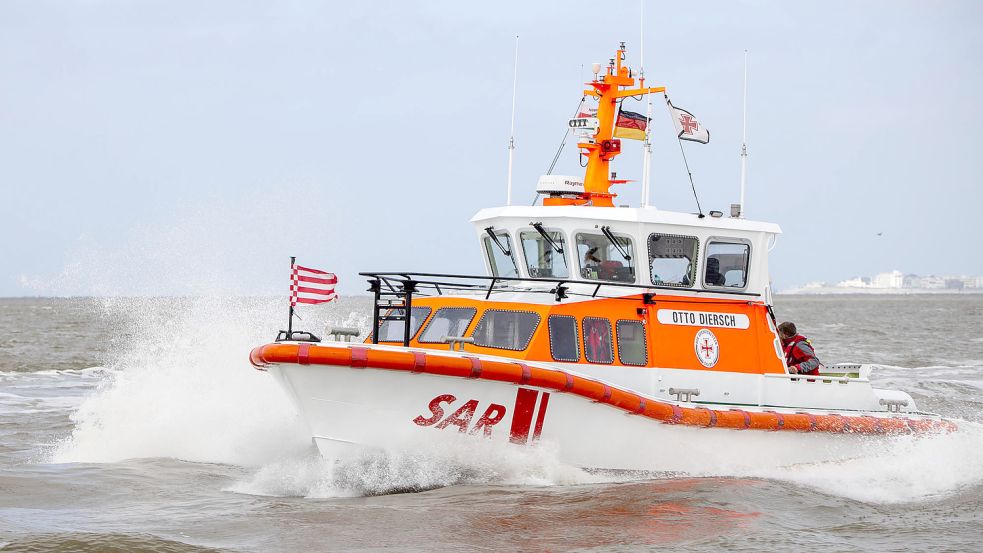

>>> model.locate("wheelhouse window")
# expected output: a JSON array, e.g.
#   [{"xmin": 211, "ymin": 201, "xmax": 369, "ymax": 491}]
[
  {"xmin": 548, "ymin": 315, "xmax": 579, "ymax": 362},
  {"xmin": 648, "ymin": 233, "xmax": 698, "ymax": 287},
  {"xmin": 483, "ymin": 230, "xmax": 518, "ymax": 278},
  {"xmin": 704, "ymin": 241, "xmax": 751, "ymax": 288},
  {"xmin": 376, "ymin": 307, "xmax": 431, "ymax": 342},
  {"xmin": 418, "ymin": 307, "xmax": 478, "ymax": 343},
  {"xmin": 520, "ymin": 227, "xmax": 569, "ymax": 278},
  {"xmin": 616, "ymin": 320, "xmax": 647, "ymax": 366},
  {"xmin": 582, "ymin": 317, "xmax": 614, "ymax": 364},
  {"xmin": 575, "ymin": 229, "xmax": 635, "ymax": 282},
  {"xmin": 471, "ymin": 309, "xmax": 540, "ymax": 351}
]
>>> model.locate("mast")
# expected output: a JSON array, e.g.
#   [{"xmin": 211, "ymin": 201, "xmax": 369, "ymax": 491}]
[
  {"xmin": 574, "ymin": 43, "xmax": 664, "ymax": 208},
  {"xmin": 739, "ymin": 50, "xmax": 748, "ymax": 217},
  {"xmin": 506, "ymin": 35, "xmax": 519, "ymax": 206}
]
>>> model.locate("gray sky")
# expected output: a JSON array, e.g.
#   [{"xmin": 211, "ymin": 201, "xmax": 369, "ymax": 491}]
[{"xmin": 2, "ymin": 1, "xmax": 981, "ymax": 296}]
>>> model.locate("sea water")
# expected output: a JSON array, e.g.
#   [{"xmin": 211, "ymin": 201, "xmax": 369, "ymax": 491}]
[{"xmin": 1, "ymin": 294, "xmax": 981, "ymax": 552}]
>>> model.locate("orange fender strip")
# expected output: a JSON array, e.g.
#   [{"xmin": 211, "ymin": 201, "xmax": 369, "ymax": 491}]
[{"xmin": 249, "ymin": 343, "xmax": 957, "ymax": 436}]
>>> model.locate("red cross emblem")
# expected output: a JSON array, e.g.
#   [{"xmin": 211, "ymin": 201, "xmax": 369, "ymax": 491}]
[
  {"xmin": 680, "ymin": 114, "xmax": 698, "ymax": 135},
  {"xmin": 700, "ymin": 339, "xmax": 715, "ymax": 359},
  {"xmin": 694, "ymin": 329, "xmax": 719, "ymax": 367}
]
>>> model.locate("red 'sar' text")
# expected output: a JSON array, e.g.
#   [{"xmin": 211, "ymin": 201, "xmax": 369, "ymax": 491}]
[{"xmin": 412, "ymin": 394, "xmax": 507, "ymax": 437}]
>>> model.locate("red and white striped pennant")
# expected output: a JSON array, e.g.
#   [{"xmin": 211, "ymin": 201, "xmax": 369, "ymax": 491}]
[{"xmin": 290, "ymin": 263, "xmax": 338, "ymax": 306}]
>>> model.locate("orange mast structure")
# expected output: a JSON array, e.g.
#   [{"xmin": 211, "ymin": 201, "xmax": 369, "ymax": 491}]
[{"xmin": 548, "ymin": 43, "xmax": 665, "ymax": 208}]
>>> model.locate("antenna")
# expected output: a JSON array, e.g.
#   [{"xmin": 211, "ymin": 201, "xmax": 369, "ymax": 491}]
[
  {"xmin": 738, "ymin": 49, "xmax": 748, "ymax": 218},
  {"xmin": 640, "ymin": 0, "xmax": 654, "ymax": 208},
  {"xmin": 506, "ymin": 35, "xmax": 519, "ymax": 206}
]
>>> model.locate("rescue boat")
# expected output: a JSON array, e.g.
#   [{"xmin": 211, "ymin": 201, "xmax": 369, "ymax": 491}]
[{"xmin": 250, "ymin": 44, "xmax": 955, "ymax": 472}]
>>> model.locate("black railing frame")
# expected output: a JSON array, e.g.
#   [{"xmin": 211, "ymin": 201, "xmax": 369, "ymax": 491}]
[{"xmin": 361, "ymin": 271, "xmax": 761, "ymax": 348}]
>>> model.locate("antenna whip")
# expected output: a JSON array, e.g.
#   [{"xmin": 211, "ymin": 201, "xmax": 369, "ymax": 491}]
[
  {"xmin": 739, "ymin": 49, "xmax": 749, "ymax": 217},
  {"xmin": 506, "ymin": 35, "xmax": 519, "ymax": 206},
  {"xmin": 533, "ymin": 97, "xmax": 587, "ymax": 205}
]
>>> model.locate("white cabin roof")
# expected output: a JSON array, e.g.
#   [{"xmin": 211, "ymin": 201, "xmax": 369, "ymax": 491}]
[{"xmin": 471, "ymin": 206, "xmax": 782, "ymax": 235}]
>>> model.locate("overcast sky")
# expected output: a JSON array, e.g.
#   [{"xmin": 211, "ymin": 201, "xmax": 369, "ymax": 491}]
[{"xmin": 1, "ymin": 0, "xmax": 981, "ymax": 296}]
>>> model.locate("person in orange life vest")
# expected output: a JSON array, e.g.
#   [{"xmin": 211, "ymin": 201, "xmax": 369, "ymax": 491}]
[
  {"xmin": 777, "ymin": 321, "xmax": 821, "ymax": 375},
  {"xmin": 586, "ymin": 321, "xmax": 603, "ymax": 359}
]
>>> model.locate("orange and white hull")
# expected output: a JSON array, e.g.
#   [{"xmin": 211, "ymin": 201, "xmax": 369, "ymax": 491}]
[{"xmin": 250, "ymin": 342, "xmax": 956, "ymax": 472}]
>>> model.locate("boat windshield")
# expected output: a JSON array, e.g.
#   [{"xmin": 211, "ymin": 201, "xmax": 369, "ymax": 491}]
[
  {"xmin": 520, "ymin": 229, "xmax": 569, "ymax": 278},
  {"xmin": 483, "ymin": 232, "xmax": 519, "ymax": 278},
  {"xmin": 419, "ymin": 307, "xmax": 478, "ymax": 343},
  {"xmin": 649, "ymin": 233, "xmax": 698, "ymax": 287},
  {"xmin": 575, "ymin": 232, "xmax": 635, "ymax": 282},
  {"xmin": 376, "ymin": 307, "xmax": 431, "ymax": 342}
]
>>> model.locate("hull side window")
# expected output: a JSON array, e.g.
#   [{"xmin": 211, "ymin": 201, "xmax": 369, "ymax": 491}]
[
  {"xmin": 575, "ymin": 232, "xmax": 635, "ymax": 282},
  {"xmin": 704, "ymin": 241, "xmax": 750, "ymax": 288},
  {"xmin": 471, "ymin": 309, "xmax": 541, "ymax": 351},
  {"xmin": 376, "ymin": 307, "xmax": 432, "ymax": 342},
  {"xmin": 520, "ymin": 229, "xmax": 569, "ymax": 278},
  {"xmin": 483, "ymin": 233, "xmax": 519, "ymax": 278},
  {"xmin": 582, "ymin": 317, "xmax": 614, "ymax": 364},
  {"xmin": 419, "ymin": 307, "xmax": 478, "ymax": 343},
  {"xmin": 548, "ymin": 315, "xmax": 580, "ymax": 362},
  {"xmin": 648, "ymin": 233, "xmax": 698, "ymax": 287},
  {"xmin": 616, "ymin": 320, "xmax": 647, "ymax": 366}
]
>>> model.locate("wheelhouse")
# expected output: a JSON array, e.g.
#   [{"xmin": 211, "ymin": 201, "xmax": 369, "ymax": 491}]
[{"xmin": 472, "ymin": 205, "xmax": 780, "ymax": 298}]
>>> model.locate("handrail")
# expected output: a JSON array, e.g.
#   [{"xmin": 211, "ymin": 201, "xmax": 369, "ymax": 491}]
[
  {"xmin": 763, "ymin": 373, "xmax": 861, "ymax": 383},
  {"xmin": 359, "ymin": 271, "xmax": 761, "ymax": 298}
]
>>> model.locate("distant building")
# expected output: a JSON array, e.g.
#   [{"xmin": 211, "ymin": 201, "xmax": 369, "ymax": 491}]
[
  {"xmin": 837, "ymin": 276, "xmax": 870, "ymax": 288},
  {"xmin": 960, "ymin": 276, "xmax": 983, "ymax": 289},
  {"xmin": 945, "ymin": 279, "xmax": 965, "ymax": 290},
  {"xmin": 918, "ymin": 275, "xmax": 946, "ymax": 289},
  {"xmin": 872, "ymin": 270, "xmax": 904, "ymax": 289},
  {"xmin": 782, "ymin": 271, "xmax": 983, "ymax": 294}
]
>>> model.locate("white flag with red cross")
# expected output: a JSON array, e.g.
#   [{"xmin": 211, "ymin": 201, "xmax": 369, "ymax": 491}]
[{"xmin": 667, "ymin": 99, "xmax": 710, "ymax": 144}]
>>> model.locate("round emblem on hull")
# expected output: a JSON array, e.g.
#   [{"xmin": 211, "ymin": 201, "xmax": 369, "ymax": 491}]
[{"xmin": 694, "ymin": 328, "xmax": 719, "ymax": 368}]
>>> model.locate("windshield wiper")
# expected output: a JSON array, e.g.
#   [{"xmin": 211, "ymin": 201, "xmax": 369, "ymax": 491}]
[
  {"xmin": 484, "ymin": 227, "xmax": 511, "ymax": 256},
  {"xmin": 601, "ymin": 226, "xmax": 631, "ymax": 260},
  {"xmin": 531, "ymin": 222, "xmax": 564, "ymax": 254}
]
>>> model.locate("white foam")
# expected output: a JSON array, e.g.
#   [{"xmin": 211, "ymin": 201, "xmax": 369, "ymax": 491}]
[
  {"xmin": 229, "ymin": 439, "xmax": 612, "ymax": 498},
  {"xmin": 48, "ymin": 296, "xmax": 316, "ymax": 466},
  {"xmin": 29, "ymin": 195, "xmax": 372, "ymax": 467},
  {"xmin": 0, "ymin": 367, "xmax": 112, "ymax": 378},
  {"xmin": 736, "ymin": 422, "xmax": 983, "ymax": 504}
]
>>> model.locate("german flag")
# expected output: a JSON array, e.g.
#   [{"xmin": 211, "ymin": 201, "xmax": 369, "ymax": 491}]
[{"xmin": 613, "ymin": 109, "xmax": 648, "ymax": 141}]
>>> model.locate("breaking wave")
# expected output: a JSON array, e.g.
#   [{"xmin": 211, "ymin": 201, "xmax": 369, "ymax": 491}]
[
  {"xmin": 229, "ymin": 441, "xmax": 606, "ymax": 498},
  {"xmin": 737, "ymin": 422, "xmax": 983, "ymax": 504}
]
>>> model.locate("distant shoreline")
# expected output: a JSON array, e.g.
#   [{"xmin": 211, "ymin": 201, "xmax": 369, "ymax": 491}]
[{"xmin": 777, "ymin": 288, "xmax": 983, "ymax": 296}]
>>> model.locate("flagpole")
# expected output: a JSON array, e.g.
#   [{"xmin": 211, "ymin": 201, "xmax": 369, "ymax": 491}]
[
  {"xmin": 506, "ymin": 35, "xmax": 519, "ymax": 206},
  {"xmin": 288, "ymin": 256, "xmax": 295, "ymax": 335},
  {"xmin": 640, "ymin": 0, "xmax": 653, "ymax": 208},
  {"xmin": 665, "ymin": 96, "xmax": 705, "ymax": 218},
  {"xmin": 739, "ymin": 49, "xmax": 748, "ymax": 218}
]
